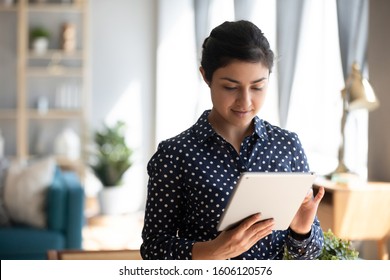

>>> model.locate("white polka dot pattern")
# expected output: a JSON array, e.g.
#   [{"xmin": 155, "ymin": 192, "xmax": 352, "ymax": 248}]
[{"xmin": 141, "ymin": 110, "xmax": 323, "ymax": 260}]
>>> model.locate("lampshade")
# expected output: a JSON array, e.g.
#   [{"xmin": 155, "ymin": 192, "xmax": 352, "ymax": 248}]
[{"xmin": 342, "ymin": 62, "xmax": 380, "ymax": 111}]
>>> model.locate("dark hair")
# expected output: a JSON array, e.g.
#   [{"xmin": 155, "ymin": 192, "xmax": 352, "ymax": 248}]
[{"xmin": 200, "ymin": 20, "xmax": 274, "ymax": 82}]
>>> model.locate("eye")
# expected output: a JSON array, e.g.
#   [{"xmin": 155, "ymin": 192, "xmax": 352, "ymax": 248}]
[
  {"xmin": 223, "ymin": 86, "xmax": 237, "ymax": 91},
  {"xmin": 252, "ymin": 87, "xmax": 263, "ymax": 91},
  {"xmin": 252, "ymin": 83, "xmax": 266, "ymax": 91}
]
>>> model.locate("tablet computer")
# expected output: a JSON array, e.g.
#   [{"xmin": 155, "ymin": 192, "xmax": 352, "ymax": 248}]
[{"xmin": 217, "ymin": 172, "xmax": 316, "ymax": 231}]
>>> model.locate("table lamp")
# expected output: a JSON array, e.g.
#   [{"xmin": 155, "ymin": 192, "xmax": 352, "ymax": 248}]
[{"xmin": 330, "ymin": 62, "xmax": 379, "ymax": 178}]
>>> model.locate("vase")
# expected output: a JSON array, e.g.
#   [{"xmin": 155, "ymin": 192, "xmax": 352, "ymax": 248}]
[
  {"xmin": 32, "ymin": 37, "xmax": 49, "ymax": 55},
  {"xmin": 53, "ymin": 128, "xmax": 80, "ymax": 160},
  {"xmin": 98, "ymin": 186, "xmax": 138, "ymax": 215}
]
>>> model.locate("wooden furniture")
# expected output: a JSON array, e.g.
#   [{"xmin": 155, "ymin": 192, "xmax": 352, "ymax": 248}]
[
  {"xmin": 314, "ymin": 177, "xmax": 390, "ymax": 259},
  {"xmin": 0, "ymin": 0, "xmax": 89, "ymax": 177},
  {"xmin": 47, "ymin": 249, "xmax": 142, "ymax": 260},
  {"xmin": 83, "ymin": 212, "xmax": 144, "ymax": 251}
]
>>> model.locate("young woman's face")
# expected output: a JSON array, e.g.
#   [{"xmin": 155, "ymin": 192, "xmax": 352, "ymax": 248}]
[{"xmin": 204, "ymin": 60, "xmax": 270, "ymax": 129}]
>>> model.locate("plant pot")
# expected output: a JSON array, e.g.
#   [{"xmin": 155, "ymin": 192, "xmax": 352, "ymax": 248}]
[
  {"xmin": 97, "ymin": 186, "xmax": 138, "ymax": 215},
  {"xmin": 32, "ymin": 37, "xmax": 49, "ymax": 55}
]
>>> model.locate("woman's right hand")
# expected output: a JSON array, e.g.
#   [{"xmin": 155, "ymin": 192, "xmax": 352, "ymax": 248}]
[{"xmin": 192, "ymin": 213, "xmax": 275, "ymax": 260}]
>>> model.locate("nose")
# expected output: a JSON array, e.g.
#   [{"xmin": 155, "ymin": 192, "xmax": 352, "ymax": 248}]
[{"xmin": 237, "ymin": 88, "xmax": 251, "ymax": 108}]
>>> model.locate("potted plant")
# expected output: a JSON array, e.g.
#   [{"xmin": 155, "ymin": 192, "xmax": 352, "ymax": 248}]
[
  {"xmin": 30, "ymin": 26, "xmax": 50, "ymax": 54},
  {"xmin": 284, "ymin": 229, "xmax": 359, "ymax": 260},
  {"xmin": 317, "ymin": 229, "xmax": 359, "ymax": 260},
  {"xmin": 90, "ymin": 120, "xmax": 134, "ymax": 215}
]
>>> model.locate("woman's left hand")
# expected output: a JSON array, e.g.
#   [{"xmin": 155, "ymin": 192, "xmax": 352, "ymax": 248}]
[{"xmin": 289, "ymin": 186, "xmax": 325, "ymax": 235}]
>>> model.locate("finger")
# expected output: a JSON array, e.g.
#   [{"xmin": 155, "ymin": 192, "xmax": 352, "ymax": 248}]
[
  {"xmin": 313, "ymin": 186, "xmax": 325, "ymax": 204},
  {"xmin": 301, "ymin": 188, "xmax": 313, "ymax": 203},
  {"xmin": 238, "ymin": 213, "xmax": 262, "ymax": 231},
  {"xmin": 249, "ymin": 218, "xmax": 274, "ymax": 239},
  {"xmin": 247, "ymin": 220, "xmax": 274, "ymax": 245}
]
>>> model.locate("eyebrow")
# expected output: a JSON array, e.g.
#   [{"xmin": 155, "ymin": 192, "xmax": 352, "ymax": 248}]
[{"xmin": 220, "ymin": 77, "xmax": 268, "ymax": 84}]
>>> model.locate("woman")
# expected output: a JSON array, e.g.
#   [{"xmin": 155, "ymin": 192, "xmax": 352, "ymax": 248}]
[{"xmin": 141, "ymin": 20, "xmax": 325, "ymax": 260}]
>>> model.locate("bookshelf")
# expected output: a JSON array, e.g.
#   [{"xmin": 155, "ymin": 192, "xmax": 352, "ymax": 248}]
[{"xmin": 0, "ymin": 0, "xmax": 89, "ymax": 176}]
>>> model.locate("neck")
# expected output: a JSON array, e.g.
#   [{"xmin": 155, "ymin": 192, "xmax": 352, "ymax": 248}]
[{"xmin": 208, "ymin": 110, "xmax": 254, "ymax": 153}]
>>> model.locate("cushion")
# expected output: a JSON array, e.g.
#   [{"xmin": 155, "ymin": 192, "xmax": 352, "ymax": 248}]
[
  {"xmin": 0, "ymin": 157, "xmax": 10, "ymax": 226},
  {"xmin": 3, "ymin": 157, "xmax": 56, "ymax": 228}
]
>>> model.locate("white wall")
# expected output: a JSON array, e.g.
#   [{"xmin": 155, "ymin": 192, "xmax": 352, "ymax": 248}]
[{"xmin": 90, "ymin": 0, "xmax": 157, "ymax": 209}]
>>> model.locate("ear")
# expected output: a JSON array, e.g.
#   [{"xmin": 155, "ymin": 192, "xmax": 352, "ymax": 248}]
[{"xmin": 199, "ymin": 67, "xmax": 210, "ymax": 87}]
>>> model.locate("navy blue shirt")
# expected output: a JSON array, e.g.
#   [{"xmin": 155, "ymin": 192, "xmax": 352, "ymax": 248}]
[{"xmin": 141, "ymin": 110, "xmax": 323, "ymax": 260}]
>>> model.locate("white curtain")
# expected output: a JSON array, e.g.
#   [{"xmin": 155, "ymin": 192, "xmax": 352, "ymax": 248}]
[
  {"xmin": 155, "ymin": 0, "xmax": 199, "ymax": 144},
  {"xmin": 276, "ymin": 0, "xmax": 305, "ymax": 128},
  {"xmin": 285, "ymin": 0, "xmax": 345, "ymax": 175}
]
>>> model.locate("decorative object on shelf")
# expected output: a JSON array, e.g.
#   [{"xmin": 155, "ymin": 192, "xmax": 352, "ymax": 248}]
[
  {"xmin": 90, "ymin": 121, "xmax": 134, "ymax": 215},
  {"xmin": 55, "ymin": 84, "xmax": 80, "ymax": 109},
  {"xmin": 30, "ymin": 26, "xmax": 50, "ymax": 55},
  {"xmin": 37, "ymin": 96, "xmax": 49, "ymax": 115},
  {"xmin": 328, "ymin": 62, "xmax": 379, "ymax": 180},
  {"xmin": 54, "ymin": 127, "xmax": 81, "ymax": 161},
  {"xmin": 61, "ymin": 23, "xmax": 76, "ymax": 53}
]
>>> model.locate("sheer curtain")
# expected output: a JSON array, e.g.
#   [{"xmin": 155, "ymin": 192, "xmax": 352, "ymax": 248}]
[
  {"xmin": 276, "ymin": 0, "xmax": 305, "ymax": 128},
  {"xmin": 286, "ymin": 0, "xmax": 345, "ymax": 175},
  {"xmin": 155, "ymin": 0, "xmax": 198, "ymax": 144}
]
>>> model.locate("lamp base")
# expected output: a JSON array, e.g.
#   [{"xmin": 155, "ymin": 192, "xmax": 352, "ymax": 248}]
[
  {"xmin": 325, "ymin": 163, "xmax": 363, "ymax": 186},
  {"xmin": 325, "ymin": 160, "xmax": 350, "ymax": 178}
]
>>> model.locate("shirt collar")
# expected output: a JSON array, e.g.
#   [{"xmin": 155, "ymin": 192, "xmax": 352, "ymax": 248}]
[
  {"xmin": 253, "ymin": 116, "xmax": 270, "ymax": 141},
  {"xmin": 192, "ymin": 110, "xmax": 216, "ymax": 143},
  {"xmin": 193, "ymin": 110, "xmax": 270, "ymax": 144}
]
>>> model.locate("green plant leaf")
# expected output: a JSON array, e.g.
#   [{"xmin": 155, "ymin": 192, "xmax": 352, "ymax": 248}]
[
  {"xmin": 30, "ymin": 26, "xmax": 50, "ymax": 40},
  {"xmin": 90, "ymin": 120, "xmax": 133, "ymax": 187},
  {"xmin": 283, "ymin": 229, "xmax": 359, "ymax": 260}
]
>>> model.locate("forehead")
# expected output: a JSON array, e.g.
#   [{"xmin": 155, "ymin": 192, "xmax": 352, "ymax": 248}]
[{"xmin": 213, "ymin": 60, "xmax": 269, "ymax": 82}]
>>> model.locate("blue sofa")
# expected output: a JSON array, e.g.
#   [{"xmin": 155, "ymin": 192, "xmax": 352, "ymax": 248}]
[{"xmin": 0, "ymin": 168, "xmax": 85, "ymax": 260}]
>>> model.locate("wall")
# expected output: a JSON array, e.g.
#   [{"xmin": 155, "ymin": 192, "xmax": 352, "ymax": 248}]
[
  {"xmin": 364, "ymin": 0, "xmax": 390, "ymax": 259},
  {"xmin": 89, "ymin": 0, "xmax": 157, "ymax": 209},
  {"xmin": 367, "ymin": 0, "xmax": 390, "ymax": 182}
]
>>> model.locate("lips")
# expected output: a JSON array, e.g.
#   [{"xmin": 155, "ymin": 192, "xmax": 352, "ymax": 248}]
[{"xmin": 232, "ymin": 109, "xmax": 251, "ymax": 117}]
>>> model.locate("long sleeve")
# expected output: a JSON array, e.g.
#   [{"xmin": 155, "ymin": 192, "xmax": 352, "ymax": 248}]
[{"xmin": 140, "ymin": 142, "xmax": 195, "ymax": 260}]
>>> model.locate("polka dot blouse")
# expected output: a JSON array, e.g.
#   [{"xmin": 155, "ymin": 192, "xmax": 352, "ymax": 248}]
[{"xmin": 141, "ymin": 110, "xmax": 323, "ymax": 260}]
